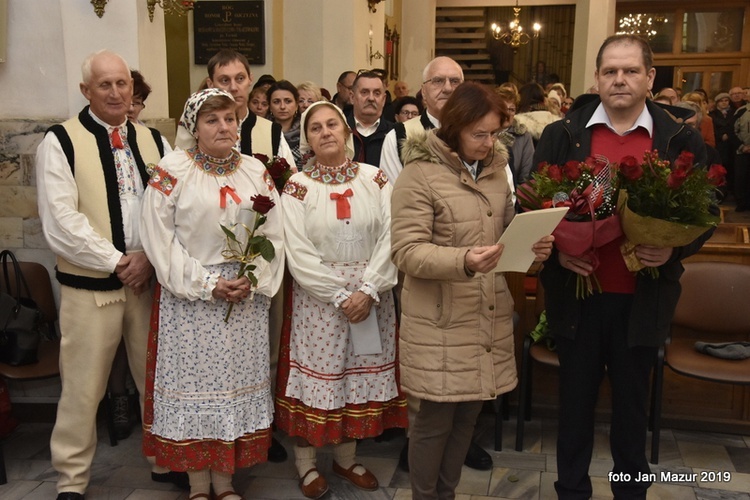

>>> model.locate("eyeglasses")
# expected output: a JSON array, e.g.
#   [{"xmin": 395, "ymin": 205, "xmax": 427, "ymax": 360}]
[
  {"xmin": 399, "ymin": 110, "xmax": 420, "ymax": 118},
  {"xmin": 506, "ymin": 107, "xmax": 517, "ymax": 113},
  {"xmin": 469, "ymin": 131, "xmax": 501, "ymax": 142},
  {"xmin": 356, "ymin": 68, "xmax": 387, "ymax": 81},
  {"xmin": 130, "ymin": 101, "xmax": 145, "ymax": 109},
  {"xmin": 299, "ymin": 98, "xmax": 317, "ymax": 106},
  {"xmin": 423, "ymin": 76, "xmax": 463, "ymax": 88}
]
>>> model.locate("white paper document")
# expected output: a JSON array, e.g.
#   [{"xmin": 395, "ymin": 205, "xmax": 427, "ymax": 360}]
[
  {"xmin": 493, "ymin": 207, "xmax": 568, "ymax": 273},
  {"xmin": 349, "ymin": 306, "xmax": 383, "ymax": 355}
]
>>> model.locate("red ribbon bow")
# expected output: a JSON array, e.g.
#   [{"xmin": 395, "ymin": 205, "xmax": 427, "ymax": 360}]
[
  {"xmin": 219, "ymin": 185, "xmax": 242, "ymax": 208},
  {"xmin": 330, "ymin": 188, "xmax": 353, "ymax": 219},
  {"xmin": 110, "ymin": 128, "xmax": 125, "ymax": 149}
]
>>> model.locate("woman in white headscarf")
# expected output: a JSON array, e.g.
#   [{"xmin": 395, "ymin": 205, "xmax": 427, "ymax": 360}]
[
  {"xmin": 275, "ymin": 101, "xmax": 407, "ymax": 499},
  {"xmin": 140, "ymin": 88, "xmax": 284, "ymax": 500}
]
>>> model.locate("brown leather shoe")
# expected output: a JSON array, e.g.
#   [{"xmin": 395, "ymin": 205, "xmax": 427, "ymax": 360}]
[
  {"xmin": 299, "ymin": 468, "xmax": 329, "ymax": 499},
  {"xmin": 332, "ymin": 461, "xmax": 379, "ymax": 491}
]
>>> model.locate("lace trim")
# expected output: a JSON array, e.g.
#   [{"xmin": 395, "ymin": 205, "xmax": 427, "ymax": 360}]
[
  {"xmin": 304, "ymin": 159, "xmax": 359, "ymax": 184},
  {"xmin": 358, "ymin": 282, "xmax": 380, "ymax": 304},
  {"xmin": 188, "ymin": 146, "xmax": 240, "ymax": 177},
  {"xmin": 333, "ymin": 289, "xmax": 352, "ymax": 308}
]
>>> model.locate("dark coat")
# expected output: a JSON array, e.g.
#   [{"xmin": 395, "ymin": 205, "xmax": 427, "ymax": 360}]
[
  {"xmin": 533, "ymin": 95, "xmax": 713, "ymax": 347},
  {"xmin": 345, "ymin": 109, "xmax": 395, "ymax": 168}
]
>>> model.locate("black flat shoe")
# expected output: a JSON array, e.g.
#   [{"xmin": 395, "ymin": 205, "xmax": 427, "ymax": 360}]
[
  {"xmin": 268, "ymin": 436, "xmax": 288, "ymax": 463},
  {"xmin": 151, "ymin": 470, "xmax": 190, "ymax": 490},
  {"xmin": 56, "ymin": 493, "xmax": 84, "ymax": 500},
  {"xmin": 464, "ymin": 441, "xmax": 492, "ymax": 470}
]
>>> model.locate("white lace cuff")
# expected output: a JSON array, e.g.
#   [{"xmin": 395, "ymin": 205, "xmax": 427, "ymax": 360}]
[
  {"xmin": 201, "ymin": 271, "xmax": 221, "ymax": 301},
  {"xmin": 333, "ymin": 288, "xmax": 352, "ymax": 308},
  {"xmin": 358, "ymin": 282, "xmax": 381, "ymax": 304}
]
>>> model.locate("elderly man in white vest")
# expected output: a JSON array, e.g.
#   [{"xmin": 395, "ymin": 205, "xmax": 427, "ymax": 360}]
[{"xmin": 35, "ymin": 50, "xmax": 170, "ymax": 500}]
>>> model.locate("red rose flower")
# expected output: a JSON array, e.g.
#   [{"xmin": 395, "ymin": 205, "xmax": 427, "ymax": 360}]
[
  {"xmin": 619, "ymin": 155, "xmax": 643, "ymax": 181},
  {"xmin": 667, "ymin": 169, "xmax": 688, "ymax": 189},
  {"xmin": 673, "ymin": 151, "xmax": 694, "ymax": 173},
  {"xmin": 707, "ymin": 164, "xmax": 727, "ymax": 186},
  {"xmin": 547, "ymin": 165, "xmax": 563, "ymax": 182},
  {"xmin": 251, "ymin": 194, "xmax": 275, "ymax": 214},
  {"xmin": 563, "ymin": 160, "xmax": 581, "ymax": 181},
  {"xmin": 267, "ymin": 157, "xmax": 290, "ymax": 180}
]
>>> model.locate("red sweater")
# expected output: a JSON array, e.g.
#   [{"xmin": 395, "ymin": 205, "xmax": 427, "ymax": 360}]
[{"xmin": 590, "ymin": 125, "xmax": 652, "ymax": 294}]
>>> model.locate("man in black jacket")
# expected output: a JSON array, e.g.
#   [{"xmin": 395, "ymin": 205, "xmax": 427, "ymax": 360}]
[
  {"xmin": 534, "ymin": 34, "xmax": 711, "ymax": 500},
  {"xmin": 345, "ymin": 70, "xmax": 394, "ymax": 167}
]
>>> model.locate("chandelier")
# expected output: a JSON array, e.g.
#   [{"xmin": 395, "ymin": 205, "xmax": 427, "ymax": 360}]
[
  {"xmin": 490, "ymin": 0, "xmax": 541, "ymax": 51},
  {"xmin": 147, "ymin": 0, "xmax": 195, "ymax": 22},
  {"xmin": 616, "ymin": 13, "xmax": 668, "ymax": 40}
]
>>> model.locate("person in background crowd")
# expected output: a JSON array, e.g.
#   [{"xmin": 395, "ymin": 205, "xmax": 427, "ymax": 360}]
[
  {"xmin": 249, "ymin": 86, "xmax": 269, "ymax": 118},
  {"xmin": 533, "ymin": 34, "xmax": 711, "ymax": 500},
  {"xmin": 394, "ymin": 80, "xmax": 410, "ymax": 98},
  {"xmin": 332, "ymin": 70, "xmax": 355, "ymax": 110},
  {"xmin": 391, "ymin": 82, "xmax": 552, "ymax": 500},
  {"xmin": 253, "ymin": 74, "xmax": 276, "ymax": 93},
  {"xmin": 344, "ymin": 69, "xmax": 394, "ymax": 167},
  {"xmin": 682, "ymin": 91, "xmax": 715, "ymax": 147},
  {"xmin": 515, "ymin": 82, "xmax": 560, "ymax": 144},
  {"xmin": 296, "ymin": 81, "xmax": 324, "ymax": 114},
  {"xmin": 495, "ymin": 86, "xmax": 535, "ymax": 185},
  {"xmin": 36, "ymin": 49, "xmax": 169, "ymax": 500},
  {"xmin": 393, "ymin": 96, "xmax": 422, "ymax": 123},
  {"xmin": 141, "ymin": 88, "xmax": 284, "ymax": 500},
  {"xmin": 276, "ymin": 101, "xmax": 407, "ymax": 499},
  {"xmin": 562, "ymin": 95, "xmax": 575, "ymax": 115},
  {"xmin": 654, "ymin": 87, "xmax": 679, "ymax": 105},
  {"xmin": 729, "ymin": 86, "xmax": 747, "ymax": 111},
  {"xmin": 710, "ymin": 92, "xmax": 735, "ymax": 196},
  {"xmin": 267, "ymin": 80, "xmax": 302, "ymax": 168},
  {"xmin": 733, "ymin": 100, "xmax": 750, "ymax": 212}
]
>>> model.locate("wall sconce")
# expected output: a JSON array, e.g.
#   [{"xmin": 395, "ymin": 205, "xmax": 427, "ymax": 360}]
[
  {"xmin": 90, "ymin": 0, "xmax": 108, "ymax": 18},
  {"xmin": 147, "ymin": 0, "xmax": 195, "ymax": 22},
  {"xmin": 369, "ymin": 27, "xmax": 384, "ymax": 65}
]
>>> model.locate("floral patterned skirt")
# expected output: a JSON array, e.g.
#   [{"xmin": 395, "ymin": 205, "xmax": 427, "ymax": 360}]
[
  {"xmin": 143, "ymin": 263, "xmax": 273, "ymax": 473},
  {"xmin": 275, "ymin": 261, "xmax": 407, "ymax": 447}
]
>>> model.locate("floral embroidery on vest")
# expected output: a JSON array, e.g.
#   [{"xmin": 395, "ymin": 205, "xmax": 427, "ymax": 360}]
[
  {"xmin": 283, "ymin": 180, "xmax": 308, "ymax": 201},
  {"xmin": 373, "ymin": 169, "xmax": 388, "ymax": 189}
]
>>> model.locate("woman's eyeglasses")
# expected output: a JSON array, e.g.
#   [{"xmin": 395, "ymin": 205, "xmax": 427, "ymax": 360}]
[{"xmin": 398, "ymin": 110, "xmax": 420, "ymax": 118}]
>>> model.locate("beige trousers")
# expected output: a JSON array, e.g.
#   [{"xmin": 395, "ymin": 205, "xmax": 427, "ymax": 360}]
[{"xmin": 51, "ymin": 285, "xmax": 151, "ymax": 494}]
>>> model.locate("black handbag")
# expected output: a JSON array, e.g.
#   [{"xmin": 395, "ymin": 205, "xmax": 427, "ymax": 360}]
[{"xmin": 0, "ymin": 250, "xmax": 45, "ymax": 366}]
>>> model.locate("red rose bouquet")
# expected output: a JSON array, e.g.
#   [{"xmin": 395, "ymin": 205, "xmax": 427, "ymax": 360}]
[
  {"xmin": 518, "ymin": 156, "xmax": 621, "ymax": 297},
  {"xmin": 616, "ymin": 150, "xmax": 725, "ymax": 274},
  {"xmin": 220, "ymin": 194, "xmax": 277, "ymax": 322},
  {"xmin": 254, "ymin": 153, "xmax": 292, "ymax": 192}
]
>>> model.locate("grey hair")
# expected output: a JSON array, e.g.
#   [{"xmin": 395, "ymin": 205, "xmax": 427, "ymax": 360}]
[
  {"xmin": 81, "ymin": 49, "xmax": 130, "ymax": 84},
  {"xmin": 296, "ymin": 81, "xmax": 323, "ymax": 102},
  {"xmin": 422, "ymin": 56, "xmax": 464, "ymax": 83}
]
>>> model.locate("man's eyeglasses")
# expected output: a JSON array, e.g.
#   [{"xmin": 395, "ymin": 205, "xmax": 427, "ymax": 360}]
[
  {"xmin": 356, "ymin": 68, "xmax": 387, "ymax": 81},
  {"xmin": 398, "ymin": 110, "xmax": 420, "ymax": 118},
  {"xmin": 130, "ymin": 101, "xmax": 145, "ymax": 109},
  {"xmin": 423, "ymin": 76, "xmax": 463, "ymax": 88},
  {"xmin": 469, "ymin": 131, "xmax": 501, "ymax": 142}
]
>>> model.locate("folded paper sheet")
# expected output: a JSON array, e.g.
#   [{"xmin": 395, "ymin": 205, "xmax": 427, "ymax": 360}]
[{"xmin": 494, "ymin": 207, "xmax": 568, "ymax": 273}]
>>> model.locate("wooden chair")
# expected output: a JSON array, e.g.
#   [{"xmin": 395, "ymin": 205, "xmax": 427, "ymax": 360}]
[
  {"xmin": 649, "ymin": 261, "xmax": 750, "ymax": 464},
  {"xmin": 515, "ymin": 282, "xmax": 559, "ymax": 451}
]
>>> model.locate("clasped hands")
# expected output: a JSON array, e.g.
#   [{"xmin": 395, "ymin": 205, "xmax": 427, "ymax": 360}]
[
  {"xmin": 464, "ymin": 235, "xmax": 555, "ymax": 274},
  {"xmin": 559, "ymin": 244, "xmax": 673, "ymax": 275},
  {"xmin": 341, "ymin": 291, "xmax": 374, "ymax": 324},
  {"xmin": 212, "ymin": 276, "xmax": 252, "ymax": 303},
  {"xmin": 115, "ymin": 252, "xmax": 154, "ymax": 296}
]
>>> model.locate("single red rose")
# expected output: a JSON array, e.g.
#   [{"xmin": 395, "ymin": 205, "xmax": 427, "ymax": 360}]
[
  {"xmin": 541, "ymin": 199, "xmax": 554, "ymax": 209},
  {"xmin": 267, "ymin": 157, "xmax": 290, "ymax": 179},
  {"xmin": 667, "ymin": 169, "xmax": 688, "ymax": 189},
  {"xmin": 547, "ymin": 165, "xmax": 563, "ymax": 182},
  {"xmin": 563, "ymin": 160, "xmax": 581, "ymax": 180},
  {"xmin": 674, "ymin": 151, "xmax": 694, "ymax": 173},
  {"xmin": 251, "ymin": 194, "xmax": 275, "ymax": 214},
  {"xmin": 253, "ymin": 153, "xmax": 270, "ymax": 166},
  {"xmin": 619, "ymin": 155, "xmax": 643, "ymax": 181},
  {"xmin": 707, "ymin": 164, "xmax": 727, "ymax": 186}
]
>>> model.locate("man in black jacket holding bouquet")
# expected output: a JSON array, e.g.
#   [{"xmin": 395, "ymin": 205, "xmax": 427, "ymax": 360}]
[{"xmin": 533, "ymin": 34, "xmax": 711, "ymax": 500}]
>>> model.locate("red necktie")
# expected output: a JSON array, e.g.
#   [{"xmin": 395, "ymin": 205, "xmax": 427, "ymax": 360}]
[
  {"xmin": 111, "ymin": 128, "xmax": 125, "ymax": 149},
  {"xmin": 330, "ymin": 189, "xmax": 353, "ymax": 219}
]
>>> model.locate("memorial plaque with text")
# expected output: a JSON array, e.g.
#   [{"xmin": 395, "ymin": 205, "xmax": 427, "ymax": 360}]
[{"xmin": 194, "ymin": 1, "xmax": 265, "ymax": 65}]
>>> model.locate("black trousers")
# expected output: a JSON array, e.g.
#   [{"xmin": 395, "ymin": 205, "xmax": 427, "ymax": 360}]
[{"xmin": 554, "ymin": 293, "xmax": 657, "ymax": 500}]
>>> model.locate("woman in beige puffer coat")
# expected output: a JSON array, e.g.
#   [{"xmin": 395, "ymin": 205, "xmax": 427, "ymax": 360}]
[{"xmin": 391, "ymin": 82, "xmax": 553, "ymax": 500}]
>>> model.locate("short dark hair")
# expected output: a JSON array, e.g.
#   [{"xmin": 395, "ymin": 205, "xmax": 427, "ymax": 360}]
[
  {"xmin": 207, "ymin": 49, "xmax": 251, "ymax": 80},
  {"xmin": 337, "ymin": 71, "xmax": 356, "ymax": 84},
  {"xmin": 131, "ymin": 69, "xmax": 152, "ymax": 101},
  {"xmin": 266, "ymin": 79, "xmax": 300, "ymax": 104},
  {"xmin": 352, "ymin": 70, "xmax": 386, "ymax": 91},
  {"xmin": 393, "ymin": 96, "xmax": 422, "ymax": 115},
  {"xmin": 596, "ymin": 34, "xmax": 653, "ymax": 71},
  {"xmin": 436, "ymin": 82, "xmax": 506, "ymax": 153}
]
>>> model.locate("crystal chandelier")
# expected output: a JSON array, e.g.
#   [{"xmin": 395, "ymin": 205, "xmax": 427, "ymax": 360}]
[
  {"xmin": 147, "ymin": 0, "xmax": 195, "ymax": 22},
  {"xmin": 490, "ymin": 0, "xmax": 541, "ymax": 51},
  {"xmin": 616, "ymin": 13, "xmax": 668, "ymax": 40}
]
